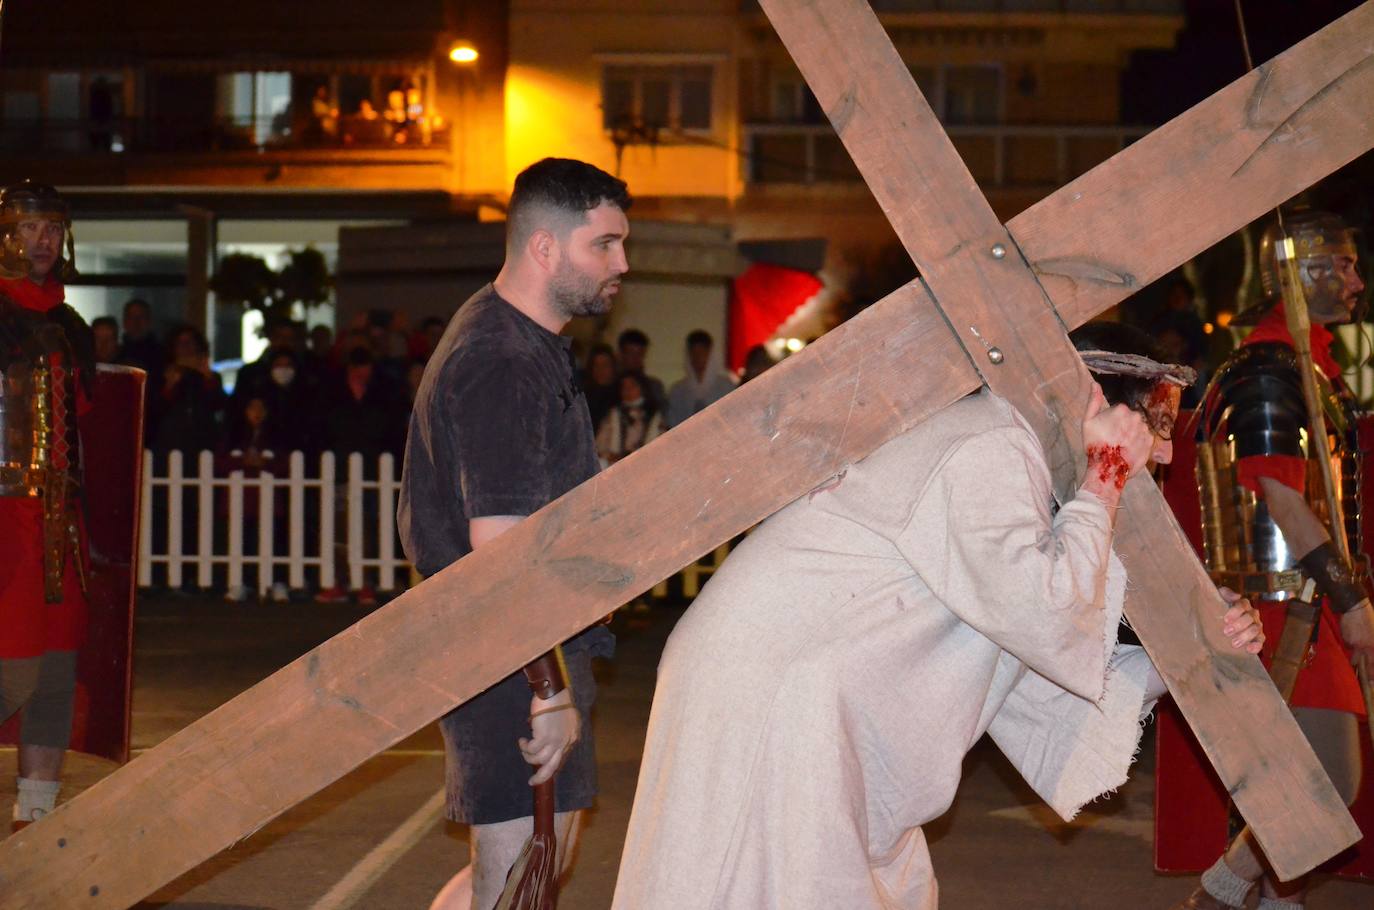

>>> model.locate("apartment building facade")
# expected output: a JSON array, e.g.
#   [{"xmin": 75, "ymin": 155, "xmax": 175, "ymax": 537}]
[{"xmin": 0, "ymin": 0, "xmax": 1181, "ymax": 367}]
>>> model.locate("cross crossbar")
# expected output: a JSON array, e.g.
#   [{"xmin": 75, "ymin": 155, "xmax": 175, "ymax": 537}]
[
  {"xmin": 2, "ymin": 3, "xmax": 1372, "ymax": 904},
  {"xmin": 758, "ymin": 0, "xmax": 1372, "ymax": 880}
]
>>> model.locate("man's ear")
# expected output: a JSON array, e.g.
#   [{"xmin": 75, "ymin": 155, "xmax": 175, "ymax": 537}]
[{"xmin": 527, "ymin": 228, "xmax": 557, "ymax": 272}]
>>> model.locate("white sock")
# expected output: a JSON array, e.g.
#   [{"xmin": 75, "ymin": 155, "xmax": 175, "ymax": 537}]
[
  {"xmin": 1200, "ymin": 856, "xmax": 1254, "ymax": 908},
  {"xmin": 14, "ymin": 777, "xmax": 60, "ymax": 822},
  {"xmin": 1257, "ymin": 899, "xmax": 1303, "ymax": 909}
]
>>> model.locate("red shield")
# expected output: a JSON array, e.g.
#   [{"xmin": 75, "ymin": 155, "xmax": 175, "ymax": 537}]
[
  {"xmin": 1154, "ymin": 411, "xmax": 1374, "ymax": 878},
  {"xmin": 0, "ymin": 364, "xmax": 145, "ymax": 763}
]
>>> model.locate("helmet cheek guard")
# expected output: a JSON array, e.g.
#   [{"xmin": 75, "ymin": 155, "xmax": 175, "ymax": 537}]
[
  {"xmin": 1239, "ymin": 207, "xmax": 1359, "ymax": 326},
  {"xmin": 0, "ymin": 179, "xmax": 76, "ymax": 282}
]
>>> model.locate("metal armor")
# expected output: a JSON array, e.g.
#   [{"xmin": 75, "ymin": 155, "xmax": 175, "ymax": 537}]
[
  {"xmin": 1234, "ymin": 207, "xmax": 1361, "ymax": 326},
  {"xmin": 0, "ymin": 180, "xmax": 76, "ymax": 282},
  {"xmin": 0, "ymin": 304, "xmax": 86, "ymax": 601},
  {"xmin": 1197, "ymin": 342, "xmax": 1361, "ymax": 600}
]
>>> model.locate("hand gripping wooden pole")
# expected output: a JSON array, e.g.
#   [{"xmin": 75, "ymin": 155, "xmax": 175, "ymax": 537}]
[{"xmin": 4, "ymin": 2, "xmax": 1374, "ymax": 905}]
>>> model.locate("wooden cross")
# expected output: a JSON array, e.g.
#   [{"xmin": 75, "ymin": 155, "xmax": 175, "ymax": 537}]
[{"xmin": 5, "ymin": 3, "xmax": 1374, "ymax": 904}]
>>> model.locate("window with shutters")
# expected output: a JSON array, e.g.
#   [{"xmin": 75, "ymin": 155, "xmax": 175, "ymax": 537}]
[{"xmin": 601, "ymin": 63, "xmax": 715, "ymax": 134}]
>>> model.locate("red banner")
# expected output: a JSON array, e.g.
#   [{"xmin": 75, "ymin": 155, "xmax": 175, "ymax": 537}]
[{"xmin": 727, "ymin": 263, "xmax": 822, "ymax": 372}]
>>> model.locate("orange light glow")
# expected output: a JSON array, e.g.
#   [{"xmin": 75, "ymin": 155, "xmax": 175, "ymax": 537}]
[{"xmin": 449, "ymin": 41, "xmax": 479, "ymax": 64}]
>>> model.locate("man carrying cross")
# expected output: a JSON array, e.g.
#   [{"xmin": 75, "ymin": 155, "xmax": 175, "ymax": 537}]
[
  {"xmin": 399, "ymin": 157, "xmax": 629, "ymax": 910},
  {"xmin": 613, "ymin": 323, "xmax": 1265, "ymax": 909}
]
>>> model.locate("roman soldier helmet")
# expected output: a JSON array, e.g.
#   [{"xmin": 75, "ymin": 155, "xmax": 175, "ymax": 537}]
[
  {"xmin": 0, "ymin": 180, "xmax": 77, "ymax": 281},
  {"xmin": 1234, "ymin": 206, "xmax": 1359, "ymax": 325}
]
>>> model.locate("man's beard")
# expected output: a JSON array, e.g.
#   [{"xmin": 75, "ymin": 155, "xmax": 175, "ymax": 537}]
[
  {"xmin": 550, "ymin": 258, "xmax": 614, "ymax": 319},
  {"xmin": 1306, "ymin": 287, "xmax": 1357, "ymax": 325}
]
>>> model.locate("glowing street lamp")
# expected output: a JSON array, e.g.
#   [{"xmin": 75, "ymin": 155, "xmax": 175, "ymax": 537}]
[{"xmin": 448, "ymin": 40, "xmax": 479, "ymax": 65}]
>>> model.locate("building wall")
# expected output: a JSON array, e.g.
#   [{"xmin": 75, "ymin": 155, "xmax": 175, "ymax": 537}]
[
  {"xmin": 0, "ymin": 1, "xmax": 509, "ymax": 196},
  {"xmin": 726, "ymin": 11, "xmax": 1182, "ymax": 299},
  {"xmin": 507, "ymin": 0, "xmax": 741, "ymax": 200}
]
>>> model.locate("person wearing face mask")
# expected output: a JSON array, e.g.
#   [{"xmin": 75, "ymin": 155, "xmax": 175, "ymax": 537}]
[
  {"xmin": 238, "ymin": 346, "xmax": 317, "ymax": 457},
  {"xmin": 0, "ymin": 181, "xmax": 95, "ymax": 832},
  {"xmin": 234, "ymin": 318, "xmax": 301, "ymax": 401},
  {"xmin": 612, "ymin": 323, "xmax": 1265, "ymax": 910},
  {"xmin": 269, "ymin": 356, "xmax": 297, "ymax": 390},
  {"xmin": 595, "ymin": 371, "xmax": 663, "ymax": 468}
]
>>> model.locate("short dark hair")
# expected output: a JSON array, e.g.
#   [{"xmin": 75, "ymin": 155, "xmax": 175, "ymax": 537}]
[
  {"xmin": 686, "ymin": 329, "xmax": 713, "ymax": 349},
  {"xmin": 585, "ymin": 342, "xmax": 616, "ymax": 368},
  {"xmin": 618, "ymin": 328, "xmax": 649, "ymax": 349},
  {"xmin": 169, "ymin": 324, "xmax": 210, "ymax": 358},
  {"xmin": 266, "ymin": 344, "xmax": 298, "ymax": 366},
  {"xmin": 92, "ymin": 316, "xmax": 118, "ymax": 332},
  {"xmin": 265, "ymin": 316, "xmax": 296, "ymax": 338},
  {"xmin": 123, "ymin": 297, "xmax": 150, "ymax": 316},
  {"xmin": 507, "ymin": 158, "xmax": 631, "ymax": 252},
  {"xmin": 1071, "ymin": 321, "xmax": 1176, "ymax": 417}
]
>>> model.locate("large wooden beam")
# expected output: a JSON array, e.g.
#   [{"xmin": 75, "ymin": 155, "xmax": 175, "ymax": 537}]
[
  {"xmin": 0, "ymin": 286, "xmax": 983, "ymax": 909},
  {"xmin": 757, "ymin": 0, "xmax": 1367, "ymax": 881},
  {"xmin": 1008, "ymin": 0, "xmax": 1374, "ymax": 332},
  {"xmin": 3, "ymin": 4, "xmax": 1373, "ymax": 905}
]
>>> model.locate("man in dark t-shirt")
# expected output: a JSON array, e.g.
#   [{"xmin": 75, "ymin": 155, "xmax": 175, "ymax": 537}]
[{"xmin": 399, "ymin": 158, "xmax": 630, "ymax": 910}]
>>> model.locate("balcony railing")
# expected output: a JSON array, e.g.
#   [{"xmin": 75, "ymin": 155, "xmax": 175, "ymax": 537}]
[
  {"xmin": 0, "ymin": 115, "xmax": 451, "ymax": 156},
  {"xmin": 743, "ymin": 0, "xmax": 1181, "ymax": 12},
  {"xmin": 743, "ymin": 122, "xmax": 1151, "ymax": 189}
]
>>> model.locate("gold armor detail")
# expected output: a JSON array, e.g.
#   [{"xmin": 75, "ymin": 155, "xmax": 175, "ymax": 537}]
[
  {"xmin": 1198, "ymin": 365, "xmax": 1361, "ymax": 601},
  {"xmin": 1, "ymin": 328, "xmax": 84, "ymax": 602}
]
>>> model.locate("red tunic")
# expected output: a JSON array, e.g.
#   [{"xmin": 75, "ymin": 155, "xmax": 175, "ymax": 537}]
[
  {"xmin": 0, "ymin": 275, "xmax": 90, "ymax": 658},
  {"xmin": 1238, "ymin": 304, "xmax": 1365, "ymax": 717}
]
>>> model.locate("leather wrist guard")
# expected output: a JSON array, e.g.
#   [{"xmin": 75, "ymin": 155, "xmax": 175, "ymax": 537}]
[
  {"xmin": 1299, "ymin": 542, "xmax": 1367, "ymax": 614},
  {"xmin": 522, "ymin": 646, "xmax": 568, "ymax": 700}
]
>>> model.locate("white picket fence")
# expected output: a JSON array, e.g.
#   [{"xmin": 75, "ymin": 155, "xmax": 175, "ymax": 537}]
[
  {"xmin": 138, "ymin": 449, "xmax": 734, "ymax": 599},
  {"xmin": 138, "ymin": 450, "xmax": 408, "ymax": 594}
]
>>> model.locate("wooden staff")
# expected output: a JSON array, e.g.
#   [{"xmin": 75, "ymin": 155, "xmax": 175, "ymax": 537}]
[
  {"xmin": 497, "ymin": 647, "xmax": 571, "ymax": 910},
  {"xmin": 1276, "ymin": 237, "xmax": 1348, "ymax": 563},
  {"xmin": 1274, "ymin": 235, "xmax": 1374, "ymax": 745}
]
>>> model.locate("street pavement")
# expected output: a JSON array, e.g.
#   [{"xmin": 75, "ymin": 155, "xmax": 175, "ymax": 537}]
[{"xmin": 6, "ymin": 593, "xmax": 1368, "ymax": 909}]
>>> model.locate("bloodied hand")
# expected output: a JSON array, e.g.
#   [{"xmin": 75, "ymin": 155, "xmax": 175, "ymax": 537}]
[{"xmin": 1081, "ymin": 383, "xmax": 1154, "ymax": 501}]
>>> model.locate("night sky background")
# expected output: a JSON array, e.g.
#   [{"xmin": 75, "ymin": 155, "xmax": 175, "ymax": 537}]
[{"xmin": 1118, "ymin": 0, "xmax": 1371, "ymax": 334}]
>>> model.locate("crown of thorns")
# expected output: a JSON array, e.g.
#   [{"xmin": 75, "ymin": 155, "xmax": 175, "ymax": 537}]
[{"xmin": 1077, "ymin": 351, "xmax": 1197, "ymax": 388}]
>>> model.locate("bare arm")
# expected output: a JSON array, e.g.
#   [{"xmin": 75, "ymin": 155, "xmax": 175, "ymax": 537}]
[
  {"xmin": 1257, "ymin": 477, "xmax": 1330, "ymax": 557},
  {"xmin": 470, "ymin": 515, "xmax": 580, "ymax": 785},
  {"xmin": 1258, "ymin": 477, "xmax": 1374, "ymax": 676},
  {"xmin": 469, "ymin": 515, "xmax": 521, "ymax": 548}
]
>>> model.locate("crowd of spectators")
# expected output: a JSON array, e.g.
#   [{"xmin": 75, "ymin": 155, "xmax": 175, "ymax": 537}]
[
  {"xmin": 106, "ymin": 298, "xmax": 771, "ymax": 603},
  {"xmin": 307, "ymin": 82, "xmax": 447, "ymax": 149},
  {"xmin": 99, "ymin": 299, "xmax": 422, "ymax": 466},
  {"xmin": 585, "ymin": 328, "xmax": 768, "ymax": 467}
]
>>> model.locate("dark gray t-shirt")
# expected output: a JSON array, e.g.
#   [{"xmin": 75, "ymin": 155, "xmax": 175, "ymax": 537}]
[{"xmin": 399, "ymin": 285, "xmax": 612, "ymax": 656}]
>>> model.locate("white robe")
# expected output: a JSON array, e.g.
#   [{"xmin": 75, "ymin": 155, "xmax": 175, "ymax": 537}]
[{"xmin": 613, "ymin": 390, "xmax": 1157, "ymax": 909}]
